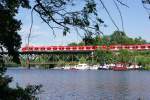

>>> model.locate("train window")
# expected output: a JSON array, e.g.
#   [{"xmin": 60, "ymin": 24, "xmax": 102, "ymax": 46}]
[
  {"xmin": 22, "ymin": 48, "xmax": 27, "ymax": 50},
  {"xmin": 79, "ymin": 47, "xmax": 84, "ymax": 49},
  {"xmin": 92, "ymin": 46, "xmax": 96, "ymax": 49},
  {"xmin": 53, "ymin": 47, "xmax": 57, "ymax": 50},
  {"xmin": 72, "ymin": 47, "xmax": 77, "ymax": 50},
  {"xmin": 58, "ymin": 47, "xmax": 61, "ymax": 50},
  {"xmin": 86, "ymin": 47, "xmax": 91, "ymax": 49},
  {"xmin": 125, "ymin": 46, "xmax": 129, "ymax": 49},
  {"xmin": 40, "ymin": 47, "xmax": 45, "ymax": 50},
  {"xmin": 47, "ymin": 47, "xmax": 51, "ymax": 50},
  {"xmin": 148, "ymin": 46, "xmax": 150, "ymax": 48},
  {"xmin": 22, "ymin": 48, "xmax": 27, "ymax": 51},
  {"xmin": 141, "ymin": 46, "xmax": 145, "ymax": 48},
  {"xmin": 34, "ymin": 47, "xmax": 39, "ymax": 50},
  {"xmin": 135, "ymin": 46, "xmax": 138, "ymax": 48},
  {"xmin": 66, "ymin": 47, "xmax": 70, "ymax": 50},
  {"xmin": 109, "ymin": 46, "xmax": 115, "ymax": 49},
  {"xmin": 29, "ymin": 47, "xmax": 33, "ymax": 50},
  {"xmin": 59, "ymin": 47, "xmax": 64, "ymax": 50}
]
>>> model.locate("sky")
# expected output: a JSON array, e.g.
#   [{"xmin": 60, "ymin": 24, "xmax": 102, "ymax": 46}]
[{"xmin": 17, "ymin": 0, "xmax": 150, "ymax": 47}]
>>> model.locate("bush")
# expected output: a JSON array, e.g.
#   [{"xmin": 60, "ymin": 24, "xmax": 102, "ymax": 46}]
[
  {"xmin": 0, "ymin": 58, "xmax": 42, "ymax": 100},
  {"xmin": 143, "ymin": 66, "xmax": 150, "ymax": 70}
]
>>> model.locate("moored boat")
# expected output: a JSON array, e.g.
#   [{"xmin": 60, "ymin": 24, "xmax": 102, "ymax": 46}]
[
  {"xmin": 113, "ymin": 63, "xmax": 127, "ymax": 71},
  {"xmin": 63, "ymin": 65, "xmax": 71, "ymax": 70},
  {"xmin": 89, "ymin": 65, "xmax": 99, "ymax": 70},
  {"xmin": 98, "ymin": 64, "xmax": 109, "ymax": 70},
  {"xmin": 75, "ymin": 63, "xmax": 90, "ymax": 70},
  {"xmin": 127, "ymin": 64, "xmax": 142, "ymax": 70}
]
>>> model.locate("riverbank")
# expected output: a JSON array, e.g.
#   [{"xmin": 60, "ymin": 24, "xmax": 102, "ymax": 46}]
[{"xmin": 6, "ymin": 65, "xmax": 150, "ymax": 71}]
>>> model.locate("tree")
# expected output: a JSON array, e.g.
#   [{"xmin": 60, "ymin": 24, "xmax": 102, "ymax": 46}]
[
  {"xmin": 116, "ymin": 49, "xmax": 133, "ymax": 64},
  {"xmin": 0, "ymin": 0, "xmax": 41, "ymax": 99},
  {"xmin": 93, "ymin": 35, "xmax": 110, "ymax": 46},
  {"xmin": 70, "ymin": 30, "xmax": 147, "ymax": 46},
  {"xmin": 83, "ymin": 34, "xmax": 95, "ymax": 45},
  {"xmin": 0, "ymin": 0, "xmax": 30, "ymax": 63},
  {"xmin": 110, "ymin": 31, "xmax": 147, "ymax": 45},
  {"xmin": 134, "ymin": 37, "xmax": 147, "ymax": 44},
  {"xmin": 110, "ymin": 31, "xmax": 128, "ymax": 44},
  {"xmin": 68, "ymin": 42, "xmax": 78, "ymax": 46},
  {"xmin": 29, "ymin": 0, "xmax": 103, "ymax": 39},
  {"xmin": 94, "ymin": 49, "xmax": 114, "ymax": 65}
]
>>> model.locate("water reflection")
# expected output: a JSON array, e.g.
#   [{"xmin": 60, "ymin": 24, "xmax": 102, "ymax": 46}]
[
  {"xmin": 110, "ymin": 72, "xmax": 130, "ymax": 100},
  {"xmin": 7, "ymin": 68, "xmax": 150, "ymax": 100}
]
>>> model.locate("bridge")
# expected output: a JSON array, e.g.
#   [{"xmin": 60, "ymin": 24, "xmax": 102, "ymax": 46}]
[
  {"xmin": 2, "ymin": 44, "xmax": 150, "ymax": 67},
  {"xmin": 21, "ymin": 44, "xmax": 150, "ymax": 52}
]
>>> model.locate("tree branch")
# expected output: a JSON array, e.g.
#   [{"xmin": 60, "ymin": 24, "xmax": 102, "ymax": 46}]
[
  {"xmin": 116, "ymin": 0, "xmax": 129, "ymax": 8},
  {"xmin": 99, "ymin": 0, "xmax": 120, "ymax": 31},
  {"xmin": 35, "ymin": 0, "xmax": 67, "ymax": 28},
  {"xmin": 113, "ymin": 0, "xmax": 125, "ymax": 32}
]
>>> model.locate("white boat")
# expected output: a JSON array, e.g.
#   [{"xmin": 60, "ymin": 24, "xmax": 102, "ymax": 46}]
[
  {"xmin": 63, "ymin": 65, "xmax": 71, "ymax": 70},
  {"xmin": 128, "ymin": 64, "xmax": 142, "ymax": 70},
  {"xmin": 98, "ymin": 64, "xmax": 109, "ymax": 70},
  {"xmin": 107, "ymin": 64, "xmax": 115, "ymax": 70},
  {"xmin": 89, "ymin": 65, "xmax": 99, "ymax": 70},
  {"xmin": 52, "ymin": 67, "xmax": 63, "ymax": 70},
  {"xmin": 75, "ymin": 63, "xmax": 90, "ymax": 70},
  {"xmin": 127, "ymin": 65, "xmax": 134, "ymax": 69}
]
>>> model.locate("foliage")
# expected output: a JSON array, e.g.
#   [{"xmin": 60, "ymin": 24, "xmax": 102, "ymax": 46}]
[
  {"xmin": 110, "ymin": 31, "xmax": 127, "ymax": 44},
  {"xmin": 135, "ymin": 55, "xmax": 150, "ymax": 66},
  {"xmin": 93, "ymin": 35, "xmax": 110, "ymax": 46},
  {"xmin": 0, "ymin": 0, "xmax": 42, "ymax": 99},
  {"xmin": 79, "ymin": 57, "xmax": 87, "ymax": 63},
  {"xmin": 115, "ymin": 49, "xmax": 133, "ymax": 63},
  {"xmin": 108, "ymin": 31, "xmax": 146, "ymax": 45},
  {"xmin": 68, "ymin": 31, "xmax": 147, "ymax": 46},
  {"xmin": 94, "ymin": 49, "xmax": 114, "ymax": 65},
  {"xmin": 68, "ymin": 42, "xmax": 85, "ymax": 46},
  {"xmin": 33, "ymin": 0, "xmax": 103, "ymax": 37},
  {"xmin": 143, "ymin": 66, "xmax": 150, "ymax": 70},
  {"xmin": 0, "ymin": 0, "xmax": 30, "ymax": 63},
  {"xmin": 68, "ymin": 42, "xmax": 78, "ymax": 46},
  {"xmin": 82, "ymin": 33, "xmax": 95, "ymax": 45},
  {"xmin": 0, "ymin": 62, "xmax": 42, "ymax": 100}
]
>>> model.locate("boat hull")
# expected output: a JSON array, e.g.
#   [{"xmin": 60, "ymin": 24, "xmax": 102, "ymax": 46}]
[{"xmin": 113, "ymin": 67, "xmax": 127, "ymax": 71}]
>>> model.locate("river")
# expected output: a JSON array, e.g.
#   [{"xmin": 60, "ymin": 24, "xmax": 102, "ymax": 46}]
[{"xmin": 6, "ymin": 68, "xmax": 150, "ymax": 100}]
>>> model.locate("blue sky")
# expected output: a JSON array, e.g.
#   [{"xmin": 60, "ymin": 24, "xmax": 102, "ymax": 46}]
[{"xmin": 17, "ymin": 0, "xmax": 150, "ymax": 47}]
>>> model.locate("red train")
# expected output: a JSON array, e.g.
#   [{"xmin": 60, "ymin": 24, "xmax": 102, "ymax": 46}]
[{"xmin": 21, "ymin": 44, "xmax": 150, "ymax": 52}]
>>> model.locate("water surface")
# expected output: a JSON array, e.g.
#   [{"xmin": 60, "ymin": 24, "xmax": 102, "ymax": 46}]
[{"xmin": 7, "ymin": 68, "xmax": 150, "ymax": 100}]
